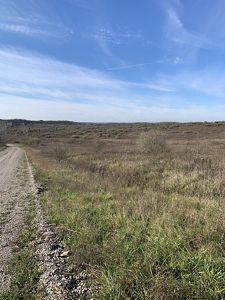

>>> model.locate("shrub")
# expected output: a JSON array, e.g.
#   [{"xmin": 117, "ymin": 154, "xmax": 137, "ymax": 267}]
[
  {"xmin": 137, "ymin": 130, "xmax": 167, "ymax": 154},
  {"xmin": 51, "ymin": 143, "xmax": 68, "ymax": 162}
]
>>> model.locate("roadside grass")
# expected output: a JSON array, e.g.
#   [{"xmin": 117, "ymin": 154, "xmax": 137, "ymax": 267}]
[
  {"xmin": 27, "ymin": 135, "xmax": 225, "ymax": 299},
  {"xmin": 0, "ymin": 195, "xmax": 42, "ymax": 300}
]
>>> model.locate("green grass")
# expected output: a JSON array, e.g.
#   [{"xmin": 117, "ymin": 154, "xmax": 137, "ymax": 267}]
[
  {"xmin": 29, "ymin": 138, "xmax": 225, "ymax": 299},
  {"xmin": 0, "ymin": 195, "xmax": 42, "ymax": 300}
]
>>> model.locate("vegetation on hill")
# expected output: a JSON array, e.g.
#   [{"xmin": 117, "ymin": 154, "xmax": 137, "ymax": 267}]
[{"xmin": 24, "ymin": 123, "xmax": 225, "ymax": 299}]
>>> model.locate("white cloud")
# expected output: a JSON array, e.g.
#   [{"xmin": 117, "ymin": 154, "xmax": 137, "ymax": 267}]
[
  {"xmin": 89, "ymin": 27, "xmax": 143, "ymax": 45},
  {"xmin": 86, "ymin": 26, "xmax": 145, "ymax": 65},
  {"xmin": 173, "ymin": 56, "xmax": 183, "ymax": 64},
  {"xmin": 0, "ymin": 47, "xmax": 166, "ymax": 110},
  {"xmin": 0, "ymin": 0, "xmax": 73, "ymax": 38},
  {"xmin": 0, "ymin": 20, "xmax": 72, "ymax": 39},
  {"xmin": 1, "ymin": 47, "xmax": 225, "ymax": 122},
  {"xmin": 1, "ymin": 94, "xmax": 225, "ymax": 122},
  {"xmin": 0, "ymin": 23, "xmax": 51, "ymax": 37},
  {"xmin": 167, "ymin": 7, "xmax": 183, "ymax": 30},
  {"xmin": 155, "ymin": 69, "xmax": 225, "ymax": 98},
  {"xmin": 0, "ymin": 48, "xmax": 185, "ymax": 104},
  {"xmin": 166, "ymin": 7, "xmax": 211, "ymax": 49},
  {"xmin": 106, "ymin": 56, "xmax": 183, "ymax": 71}
]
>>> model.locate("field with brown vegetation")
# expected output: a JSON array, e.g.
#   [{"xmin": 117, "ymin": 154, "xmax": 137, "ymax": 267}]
[{"xmin": 2, "ymin": 120, "xmax": 225, "ymax": 299}]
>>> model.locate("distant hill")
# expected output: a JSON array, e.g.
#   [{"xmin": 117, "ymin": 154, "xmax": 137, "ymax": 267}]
[
  {"xmin": 1, "ymin": 119, "xmax": 225, "ymax": 145},
  {"xmin": 0, "ymin": 119, "xmax": 76, "ymax": 127}
]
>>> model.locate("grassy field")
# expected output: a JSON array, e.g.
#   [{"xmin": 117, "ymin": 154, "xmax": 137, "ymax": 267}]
[{"xmin": 24, "ymin": 122, "xmax": 225, "ymax": 299}]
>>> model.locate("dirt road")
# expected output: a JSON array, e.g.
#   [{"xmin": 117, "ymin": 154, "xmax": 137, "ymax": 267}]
[
  {"xmin": 0, "ymin": 146, "xmax": 31, "ymax": 291},
  {"xmin": 0, "ymin": 146, "xmax": 90, "ymax": 298}
]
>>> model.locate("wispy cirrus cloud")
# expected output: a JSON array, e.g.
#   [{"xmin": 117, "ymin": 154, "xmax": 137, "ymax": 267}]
[
  {"xmin": 0, "ymin": 47, "xmax": 186, "ymax": 122},
  {"xmin": 160, "ymin": 0, "xmax": 225, "ymax": 53},
  {"xmin": 0, "ymin": 21, "xmax": 73, "ymax": 38},
  {"xmin": 1, "ymin": 47, "xmax": 225, "ymax": 122},
  {"xmin": 0, "ymin": 0, "xmax": 73, "ymax": 39},
  {"xmin": 0, "ymin": 47, "xmax": 175, "ymax": 106},
  {"xmin": 89, "ymin": 27, "xmax": 144, "ymax": 45},
  {"xmin": 148, "ymin": 67, "xmax": 225, "ymax": 99},
  {"xmin": 0, "ymin": 22, "xmax": 53, "ymax": 37},
  {"xmin": 106, "ymin": 56, "xmax": 183, "ymax": 71},
  {"xmin": 166, "ymin": 6, "xmax": 211, "ymax": 49},
  {"xmin": 85, "ymin": 26, "xmax": 145, "ymax": 66}
]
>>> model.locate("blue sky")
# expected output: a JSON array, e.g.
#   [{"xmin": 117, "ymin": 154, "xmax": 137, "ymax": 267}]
[{"xmin": 1, "ymin": 0, "xmax": 225, "ymax": 122}]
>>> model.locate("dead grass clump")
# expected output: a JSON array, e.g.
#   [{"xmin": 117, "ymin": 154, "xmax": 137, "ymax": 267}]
[{"xmin": 137, "ymin": 130, "xmax": 167, "ymax": 154}]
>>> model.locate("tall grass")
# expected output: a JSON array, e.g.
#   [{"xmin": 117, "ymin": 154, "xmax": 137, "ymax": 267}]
[{"xmin": 28, "ymin": 140, "xmax": 225, "ymax": 299}]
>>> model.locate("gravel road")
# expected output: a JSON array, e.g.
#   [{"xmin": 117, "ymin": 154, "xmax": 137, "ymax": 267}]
[
  {"xmin": 0, "ymin": 146, "xmax": 31, "ymax": 291},
  {"xmin": 0, "ymin": 146, "xmax": 92, "ymax": 299}
]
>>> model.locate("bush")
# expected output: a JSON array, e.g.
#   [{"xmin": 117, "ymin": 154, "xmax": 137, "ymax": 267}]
[
  {"xmin": 51, "ymin": 144, "xmax": 68, "ymax": 162},
  {"xmin": 137, "ymin": 130, "xmax": 167, "ymax": 154}
]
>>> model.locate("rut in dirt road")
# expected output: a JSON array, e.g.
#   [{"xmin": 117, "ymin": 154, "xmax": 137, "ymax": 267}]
[{"xmin": 0, "ymin": 146, "xmax": 32, "ymax": 292}]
